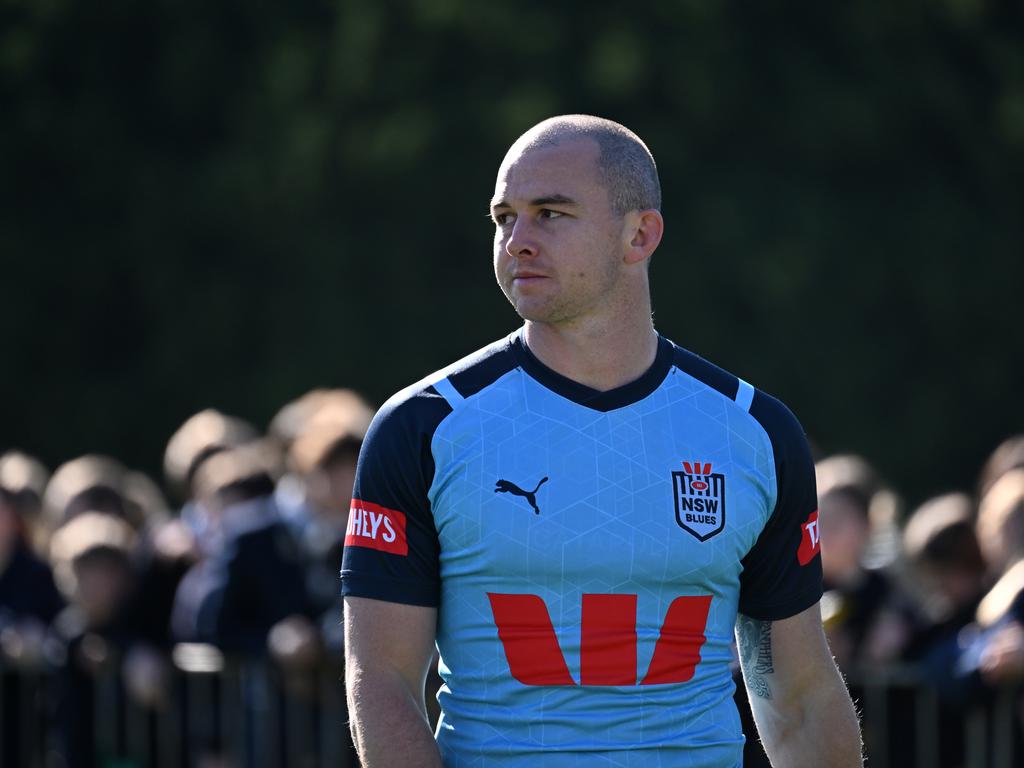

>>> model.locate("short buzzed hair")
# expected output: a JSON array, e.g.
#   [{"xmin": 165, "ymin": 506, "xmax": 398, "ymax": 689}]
[{"xmin": 510, "ymin": 115, "xmax": 661, "ymax": 215}]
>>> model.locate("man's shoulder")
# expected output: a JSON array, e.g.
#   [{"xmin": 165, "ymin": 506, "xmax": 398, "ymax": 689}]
[
  {"xmin": 666, "ymin": 339, "xmax": 743, "ymax": 402},
  {"xmin": 368, "ymin": 332, "xmax": 521, "ymax": 441},
  {"xmin": 666, "ymin": 338, "xmax": 807, "ymax": 447}
]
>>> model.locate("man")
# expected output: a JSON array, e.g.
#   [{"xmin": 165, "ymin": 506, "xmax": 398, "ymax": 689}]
[{"xmin": 342, "ymin": 115, "xmax": 862, "ymax": 767}]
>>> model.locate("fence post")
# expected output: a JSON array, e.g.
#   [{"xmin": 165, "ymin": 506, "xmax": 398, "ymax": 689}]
[
  {"xmin": 913, "ymin": 680, "xmax": 939, "ymax": 768},
  {"xmin": 864, "ymin": 673, "xmax": 890, "ymax": 768},
  {"xmin": 965, "ymin": 704, "xmax": 988, "ymax": 767},
  {"xmin": 94, "ymin": 659, "xmax": 121, "ymax": 765},
  {"xmin": 992, "ymin": 685, "xmax": 1016, "ymax": 768}
]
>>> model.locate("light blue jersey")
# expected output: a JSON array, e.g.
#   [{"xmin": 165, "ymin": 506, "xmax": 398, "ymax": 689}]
[{"xmin": 342, "ymin": 329, "xmax": 822, "ymax": 767}]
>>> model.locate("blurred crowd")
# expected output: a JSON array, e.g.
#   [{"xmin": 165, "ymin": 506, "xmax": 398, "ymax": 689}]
[
  {"xmin": 1, "ymin": 389, "xmax": 1023, "ymax": 766},
  {"xmin": 0, "ymin": 389, "xmax": 373, "ymax": 767}
]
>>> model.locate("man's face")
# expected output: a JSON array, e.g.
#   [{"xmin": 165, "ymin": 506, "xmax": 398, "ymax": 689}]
[{"xmin": 491, "ymin": 138, "xmax": 628, "ymax": 326}]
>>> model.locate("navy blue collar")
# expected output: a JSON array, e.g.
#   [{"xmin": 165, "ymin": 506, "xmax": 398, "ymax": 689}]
[{"xmin": 509, "ymin": 329, "xmax": 674, "ymax": 412}]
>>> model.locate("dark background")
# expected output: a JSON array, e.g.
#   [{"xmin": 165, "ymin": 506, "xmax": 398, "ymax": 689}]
[{"xmin": 2, "ymin": 0, "xmax": 1022, "ymax": 508}]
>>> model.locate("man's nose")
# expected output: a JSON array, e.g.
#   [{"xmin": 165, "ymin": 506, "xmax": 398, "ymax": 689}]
[{"xmin": 505, "ymin": 217, "xmax": 538, "ymax": 259}]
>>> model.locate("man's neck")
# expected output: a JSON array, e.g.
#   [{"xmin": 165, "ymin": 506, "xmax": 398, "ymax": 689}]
[{"xmin": 523, "ymin": 315, "xmax": 659, "ymax": 392}]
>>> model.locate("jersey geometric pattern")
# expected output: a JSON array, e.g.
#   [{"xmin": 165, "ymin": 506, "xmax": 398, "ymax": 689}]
[{"xmin": 342, "ymin": 329, "xmax": 822, "ymax": 767}]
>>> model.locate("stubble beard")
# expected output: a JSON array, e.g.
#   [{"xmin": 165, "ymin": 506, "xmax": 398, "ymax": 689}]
[{"xmin": 501, "ymin": 247, "xmax": 623, "ymax": 328}]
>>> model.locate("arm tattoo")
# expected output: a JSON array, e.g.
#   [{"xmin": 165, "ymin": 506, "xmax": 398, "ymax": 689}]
[{"xmin": 737, "ymin": 616, "xmax": 774, "ymax": 700}]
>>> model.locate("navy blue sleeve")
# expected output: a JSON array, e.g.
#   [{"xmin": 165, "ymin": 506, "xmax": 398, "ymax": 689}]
[
  {"xmin": 738, "ymin": 391, "xmax": 823, "ymax": 621},
  {"xmin": 340, "ymin": 383, "xmax": 452, "ymax": 607}
]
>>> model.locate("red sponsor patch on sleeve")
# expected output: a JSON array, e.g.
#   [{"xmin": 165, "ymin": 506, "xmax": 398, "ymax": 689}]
[
  {"xmin": 345, "ymin": 499, "xmax": 408, "ymax": 556},
  {"xmin": 797, "ymin": 509, "xmax": 821, "ymax": 566}
]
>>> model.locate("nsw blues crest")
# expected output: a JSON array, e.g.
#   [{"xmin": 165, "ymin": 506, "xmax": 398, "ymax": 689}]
[{"xmin": 672, "ymin": 461, "xmax": 726, "ymax": 541}]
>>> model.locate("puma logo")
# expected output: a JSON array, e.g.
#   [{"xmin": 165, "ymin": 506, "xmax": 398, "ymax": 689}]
[{"xmin": 494, "ymin": 477, "xmax": 549, "ymax": 515}]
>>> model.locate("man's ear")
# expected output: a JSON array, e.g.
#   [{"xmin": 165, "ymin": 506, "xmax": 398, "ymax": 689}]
[{"xmin": 624, "ymin": 209, "xmax": 664, "ymax": 265}]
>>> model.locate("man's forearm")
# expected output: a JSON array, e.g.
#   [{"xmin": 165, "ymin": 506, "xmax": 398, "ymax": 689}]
[
  {"xmin": 347, "ymin": 666, "xmax": 443, "ymax": 768},
  {"xmin": 755, "ymin": 662, "xmax": 862, "ymax": 768},
  {"xmin": 738, "ymin": 613, "xmax": 862, "ymax": 768}
]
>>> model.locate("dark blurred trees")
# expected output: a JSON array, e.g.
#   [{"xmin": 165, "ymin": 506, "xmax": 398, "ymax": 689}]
[{"xmin": 1, "ymin": 0, "xmax": 1022, "ymax": 505}]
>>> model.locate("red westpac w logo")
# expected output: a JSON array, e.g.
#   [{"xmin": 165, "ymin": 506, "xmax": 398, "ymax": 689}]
[
  {"xmin": 672, "ymin": 461, "xmax": 726, "ymax": 541},
  {"xmin": 487, "ymin": 593, "xmax": 713, "ymax": 687}
]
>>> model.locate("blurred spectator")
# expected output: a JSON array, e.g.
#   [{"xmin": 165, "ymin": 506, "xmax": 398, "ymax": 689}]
[
  {"xmin": 168, "ymin": 440, "xmax": 318, "ymax": 767},
  {"xmin": 903, "ymin": 493, "xmax": 986, "ymax": 638},
  {"xmin": 817, "ymin": 481, "xmax": 916, "ymax": 668},
  {"xmin": 42, "ymin": 457, "xmax": 194, "ymax": 743},
  {"xmin": 165, "ymin": 409, "xmax": 260, "ymax": 502},
  {"xmin": 908, "ymin": 469, "xmax": 1024, "ymax": 739},
  {"xmin": 50, "ymin": 513, "xmax": 138, "ymax": 639},
  {"xmin": 900, "ymin": 493, "xmax": 989, "ymax": 766},
  {"xmin": 44, "ymin": 455, "xmax": 142, "ymax": 532},
  {"xmin": 0, "ymin": 451, "xmax": 64, "ymax": 644},
  {"xmin": 972, "ymin": 469, "xmax": 1024, "ymax": 687},
  {"xmin": 977, "ymin": 435, "xmax": 1024, "ymax": 500},
  {"xmin": 277, "ymin": 389, "xmax": 373, "ymax": 653},
  {"xmin": 0, "ymin": 450, "xmax": 52, "ymax": 554},
  {"xmin": 44, "ymin": 456, "xmax": 191, "ymax": 652},
  {"xmin": 172, "ymin": 441, "xmax": 312, "ymax": 659},
  {"xmin": 0, "ymin": 451, "xmax": 64, "ymax": 768},
  {"xmin": 164, "ymin": 408, "xmax": 260, "ymax": 546},
  {"xmin": 816, "ymin": 453, "xmax": 903, "ymax": 569},
  {"xmin": 44, "ymin": 454, "xmax": 177, "ymax": 543},
  {"xmin": 287, "ymin": 390, "xmax": 372, "ymax": 521},
  {"xmin": 122, "ymin": 469, "xmax": 172, "ymax": 528},
  {"xmin": 48, "ymin": 511, "xmax": 144, "ymax": 768},
  {"xmin": 270, "ymin": 389, "xmax": 372, "ymax": 529},
  {"xmin": 268, "ymin": 388, "xmax": 356, "ymax": 449}
]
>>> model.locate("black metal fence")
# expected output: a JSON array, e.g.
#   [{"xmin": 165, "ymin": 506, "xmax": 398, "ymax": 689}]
[
  {"xmin": 1, "ymin": 644, "xmax": 356, "ymax": 768},
  {"xmin": 3, "ymin": 650, "xmax": 1022, "ymax": 767},
  {"xmin": 847, "ymin": 666, "xmax": 1024, "ymax": 768}
]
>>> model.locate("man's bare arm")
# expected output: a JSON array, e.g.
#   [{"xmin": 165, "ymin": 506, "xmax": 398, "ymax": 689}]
[
  {"xmin": 344, "ymin": 596, "xmax": 442, "ymax": 768},
  {"xmin": 736, "ymin": 602, "xmax": 863, "ymax": 768}
]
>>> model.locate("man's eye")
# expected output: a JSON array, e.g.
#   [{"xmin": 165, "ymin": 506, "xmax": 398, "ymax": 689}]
[
  {"xmin": 539, "ymin": 209, "xmax": 564, "ymax": 220},
  {"xmin": 494, "ymin": 212, "xmax": 514, "ymax": 226}
]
